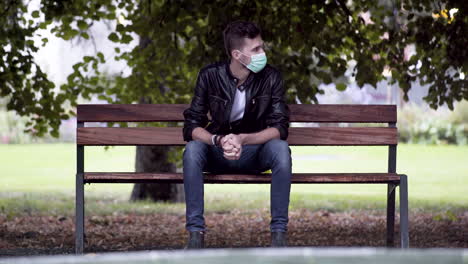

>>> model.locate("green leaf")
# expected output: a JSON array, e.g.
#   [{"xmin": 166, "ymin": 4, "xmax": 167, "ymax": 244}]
[
  {"xmin": 39, "ymin": 22, "xmax": 48, "ymax": 29},
  {"xmin": 77, "ymin": 20, "xmax": 88, "ymax": 30},
  {"xmin": 121, "ymin": 34, "xmax": 133, "ymax": 44},
  {"xmin": 336, "ymin": 83, "xmax": 347, "ymax": 91},
  {"xmin": 108, "ymin": 32, "xmax": 119, "ymax": 42},
  {"xmin": 106, "ymin": 13, "xmax": 116, "ymax": 20},
  {"xmin": 97, "ymin": 52, "xmax": 105, "ymax": 63},
  {"xmin": 51, "ymin": 129, "xmax": 59, "ymax": 138},
  {"xmin": 315, "ymin": 71, "xmax": 332, "ymax": 84},
  {"xmin": 62, "ymin": 29, "xmax": 79, "ymax": 40},
  {"xmin": 31, "ymin": 10, "xmax": 40, "ymax": 18},
  {"xmin": 116, "ymin": 24, "xmax": 125, "ymax": 32},
  {"xmin": 83, "ymin": 56, "xmax": 93, "ymax": 63}
]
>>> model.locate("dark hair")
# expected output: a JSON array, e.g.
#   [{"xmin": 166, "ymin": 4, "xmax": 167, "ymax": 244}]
[{"xmin": 223, "ymin": 21, "xmax": 261, "ymax": 58}]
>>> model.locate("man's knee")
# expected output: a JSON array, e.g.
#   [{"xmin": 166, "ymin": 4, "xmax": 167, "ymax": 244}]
[
  {"xmin": 264, "ymin": 139, "xmax": 291, "ymax": 155},
  {"xmin": 183, "ymin": 140, "xmax": 208, "ymax": 164},
  {"xmin": 264, "ymin": 139, "xmax": 292, "ymax": 168}
]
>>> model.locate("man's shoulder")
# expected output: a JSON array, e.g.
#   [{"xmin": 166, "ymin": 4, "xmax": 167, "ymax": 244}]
[
  {"xmin": 198, "ymin": 61, "xmax": 227, "ymax": 76},
  {"xmin": 260, "ymin": 64, "xmax": 282, "ymax": 80}
]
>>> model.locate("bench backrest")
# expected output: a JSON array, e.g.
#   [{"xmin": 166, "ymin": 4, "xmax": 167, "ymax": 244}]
[{"xmin": 76, "ymin": 104, "xmax": 398, "ymax": 147}]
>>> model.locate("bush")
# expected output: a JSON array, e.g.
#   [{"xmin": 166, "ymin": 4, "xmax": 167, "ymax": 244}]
[
  {"xmin": 0, "ymin": 97, "xmax": 75, "ymax": 144},
  {"xmin": 397, "ymin": 101, "xmax": 468, "ymax": 145}
]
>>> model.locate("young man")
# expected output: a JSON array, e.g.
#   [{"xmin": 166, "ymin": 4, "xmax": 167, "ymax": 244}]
[{"xmin": 182, "ymin": 21, "xmax": 291, "ymax": 249}]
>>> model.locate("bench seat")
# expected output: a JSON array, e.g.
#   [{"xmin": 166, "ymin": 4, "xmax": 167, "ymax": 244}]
[{"xmin": 83, "ymin": 172, "xmax": 402, "ymax": 184}]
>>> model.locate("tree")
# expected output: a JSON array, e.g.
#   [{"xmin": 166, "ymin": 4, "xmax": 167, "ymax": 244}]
[{"xmin": 1, "ymin": 0, "xmax": 466, "ymax": 201}]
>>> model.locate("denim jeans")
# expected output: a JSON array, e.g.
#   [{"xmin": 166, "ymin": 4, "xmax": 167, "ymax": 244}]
[{"xmin": 183, "ymin": 138, "xmax": 292, "ymax": 233}]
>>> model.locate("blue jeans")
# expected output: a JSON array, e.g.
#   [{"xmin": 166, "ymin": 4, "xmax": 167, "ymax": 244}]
[{"xmin": 183, "ymin": 138, "xmax": 292, "ymax": 233}]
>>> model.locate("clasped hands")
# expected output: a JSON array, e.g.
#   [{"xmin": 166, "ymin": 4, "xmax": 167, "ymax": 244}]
[{"xmin": 219, "ymin": 133, "xmax": 243, "ymax": 160}]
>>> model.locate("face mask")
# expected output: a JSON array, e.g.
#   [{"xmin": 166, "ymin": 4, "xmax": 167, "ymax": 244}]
[{"xmin": 238, "ymin": 51, "xmax": 267, "ymax": 73}]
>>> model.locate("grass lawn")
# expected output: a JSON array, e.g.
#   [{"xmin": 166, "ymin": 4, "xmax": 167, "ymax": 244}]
[{"xmin": 0, "ymin": 143, "xmax": 467, "ymax": 217}]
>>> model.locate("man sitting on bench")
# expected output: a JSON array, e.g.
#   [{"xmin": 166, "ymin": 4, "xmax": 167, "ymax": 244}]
[{"xmin": 182, "ymin": 20, "xmax": 291, "ymax": 249}]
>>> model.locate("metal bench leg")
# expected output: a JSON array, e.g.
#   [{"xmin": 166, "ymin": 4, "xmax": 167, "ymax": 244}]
[
  {"xmin": 399, "ymin": 174, "xmax": 409, "ymax": 248},
  {"xmin": 76, "ymin": 172, "xmax": 85, "ymax": 254},
  {"xmin": 76, "ymin": 136, "xmax": 85, "ymax": 254},
  {"xmin": 386, "ymin": 183, "xmax": 396, "ymax": 247}
]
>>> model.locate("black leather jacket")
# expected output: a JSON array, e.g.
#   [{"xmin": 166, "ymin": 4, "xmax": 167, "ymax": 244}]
[{"xmin": 183, "ymin": 60, "xmax": 290, "ymax": 142}]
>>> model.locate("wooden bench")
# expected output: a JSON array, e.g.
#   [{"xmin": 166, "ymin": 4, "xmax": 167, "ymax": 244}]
[{"xmin": 75, "ymin": 104, "xmax": 409, "ymax": 254}]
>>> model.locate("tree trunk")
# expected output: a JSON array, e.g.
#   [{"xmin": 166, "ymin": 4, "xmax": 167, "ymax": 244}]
[
  {"xmin": 129, "ymin": 29, "xmax": 185, "ymax": 202},
  {"xmin": 129, "ymin": 96, "xmax": 185, "ymax": 203},
  {"xmin": 130, "ymin": 145, "xmax": 184, "ymax": 202}
]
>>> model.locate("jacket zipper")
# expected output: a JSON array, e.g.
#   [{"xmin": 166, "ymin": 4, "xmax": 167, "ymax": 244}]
[
  {"xmin": 210, "ymin": 95, "xmax": 227, "ymax": 106},
  {"xmin": 227, "ymin": 83, "xmax": 237, "ymax": 132}
]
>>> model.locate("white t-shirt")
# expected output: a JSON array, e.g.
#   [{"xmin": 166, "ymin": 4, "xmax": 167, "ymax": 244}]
[{"xmin": 229, "ymin": 87, "xmax": 246, "ymax": 122}]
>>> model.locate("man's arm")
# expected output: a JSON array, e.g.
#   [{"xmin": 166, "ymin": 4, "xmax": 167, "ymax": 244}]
[
  {"xmin": 239, "ymin": 127, "xmax": 280, "ymax": 145},
  {"xmin": 220, "ymin": 127, "xmax": 279, "ymax": 160},
  {"xmin": 183, "ymin": 70, "xmax": 210, "ymax": 142},
  {"xmin": 265, "ymin": 70, "xmax": 290, "ymax": 140},
  {"xmin": 193, "ymin": 124, "xmax": 281, "ymax": 149},
  {"xmin": 192, "ymin": 127, "xmax": 216, "ymax": 145}
]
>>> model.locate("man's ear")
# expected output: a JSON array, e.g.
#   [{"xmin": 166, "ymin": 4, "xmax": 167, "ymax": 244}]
[
  {"xmin": 232, "ymin": 49, "xmax": 250, "ymax": 65},
  {"xmin": 231, "ymin": 49, "xmax": 241, "ymax": 60}
]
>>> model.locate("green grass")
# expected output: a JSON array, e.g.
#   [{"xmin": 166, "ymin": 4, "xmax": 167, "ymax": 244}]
[{"xmin": 0, "ymin": 143, "xmax": 467, "ymax": 217}]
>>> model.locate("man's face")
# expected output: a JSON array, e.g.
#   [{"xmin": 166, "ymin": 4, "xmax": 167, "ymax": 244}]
[{"xmin": 233, "ymin": 35, "xmax": 265, "ymax": 65}]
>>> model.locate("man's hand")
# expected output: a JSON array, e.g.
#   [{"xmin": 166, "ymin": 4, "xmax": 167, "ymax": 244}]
[{"xmin": 221, "ymin": 134, "xmax": 243, "ymax": 160}]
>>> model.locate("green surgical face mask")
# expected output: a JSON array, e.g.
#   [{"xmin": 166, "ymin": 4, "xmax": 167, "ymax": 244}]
[{"xmin": 238, "ymin": 51, "xmax": 267, "ymax": 73}]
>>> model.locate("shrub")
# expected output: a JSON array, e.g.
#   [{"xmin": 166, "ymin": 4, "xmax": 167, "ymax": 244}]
[{"xmin": 397, "ymin": 101, "xmax": 468, "ymax": 145}]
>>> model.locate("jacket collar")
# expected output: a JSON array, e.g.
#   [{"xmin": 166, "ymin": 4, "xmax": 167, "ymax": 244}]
[{"xmin": 225, "ymin": 59, "xmax": 255, "ymax": 90}]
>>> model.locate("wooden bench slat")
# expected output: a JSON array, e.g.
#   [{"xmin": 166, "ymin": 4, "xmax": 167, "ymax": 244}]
[
  {"xmin": 77, "ymin": 104, "xmax": 187, "ymax": 122},
  {"xmin": 289, "ymin": 104, "xmax": 396, "ymax": 122},
  {"xmin": 83, "ymin": 172, "xmax": 401, "ymax": 184},
  {"xmin": 77, "ymin": 127, "xmax": 397, "ymax": 146},
  {"xmin": 77, "ymin": 104, "xmax": 396, "ymax": 123}
]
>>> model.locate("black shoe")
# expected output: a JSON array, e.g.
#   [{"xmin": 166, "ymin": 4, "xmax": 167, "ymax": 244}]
[
  {"xmin": 184, "ymin": 231, "xmax": 205, "ymax": 249},
  {"xmin": 271, "ymin": 231, "xmax": 287, "ymax": 247}
]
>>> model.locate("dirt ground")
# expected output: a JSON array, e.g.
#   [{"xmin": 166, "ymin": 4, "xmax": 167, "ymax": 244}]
[{"xmin": 1, "ymin": 209, "xmax": 467, "ymax": 257}]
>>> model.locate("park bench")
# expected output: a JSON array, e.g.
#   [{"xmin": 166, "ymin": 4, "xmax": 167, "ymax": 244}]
[{"xmin": 75, "ymin": 103, "xmax": 409, "ymax": 254}]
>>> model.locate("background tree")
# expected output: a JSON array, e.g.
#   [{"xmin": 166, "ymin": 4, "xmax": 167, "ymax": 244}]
[{"xmin": 1, "ymin": 0, "xmax": 466, "ymax": 201}]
